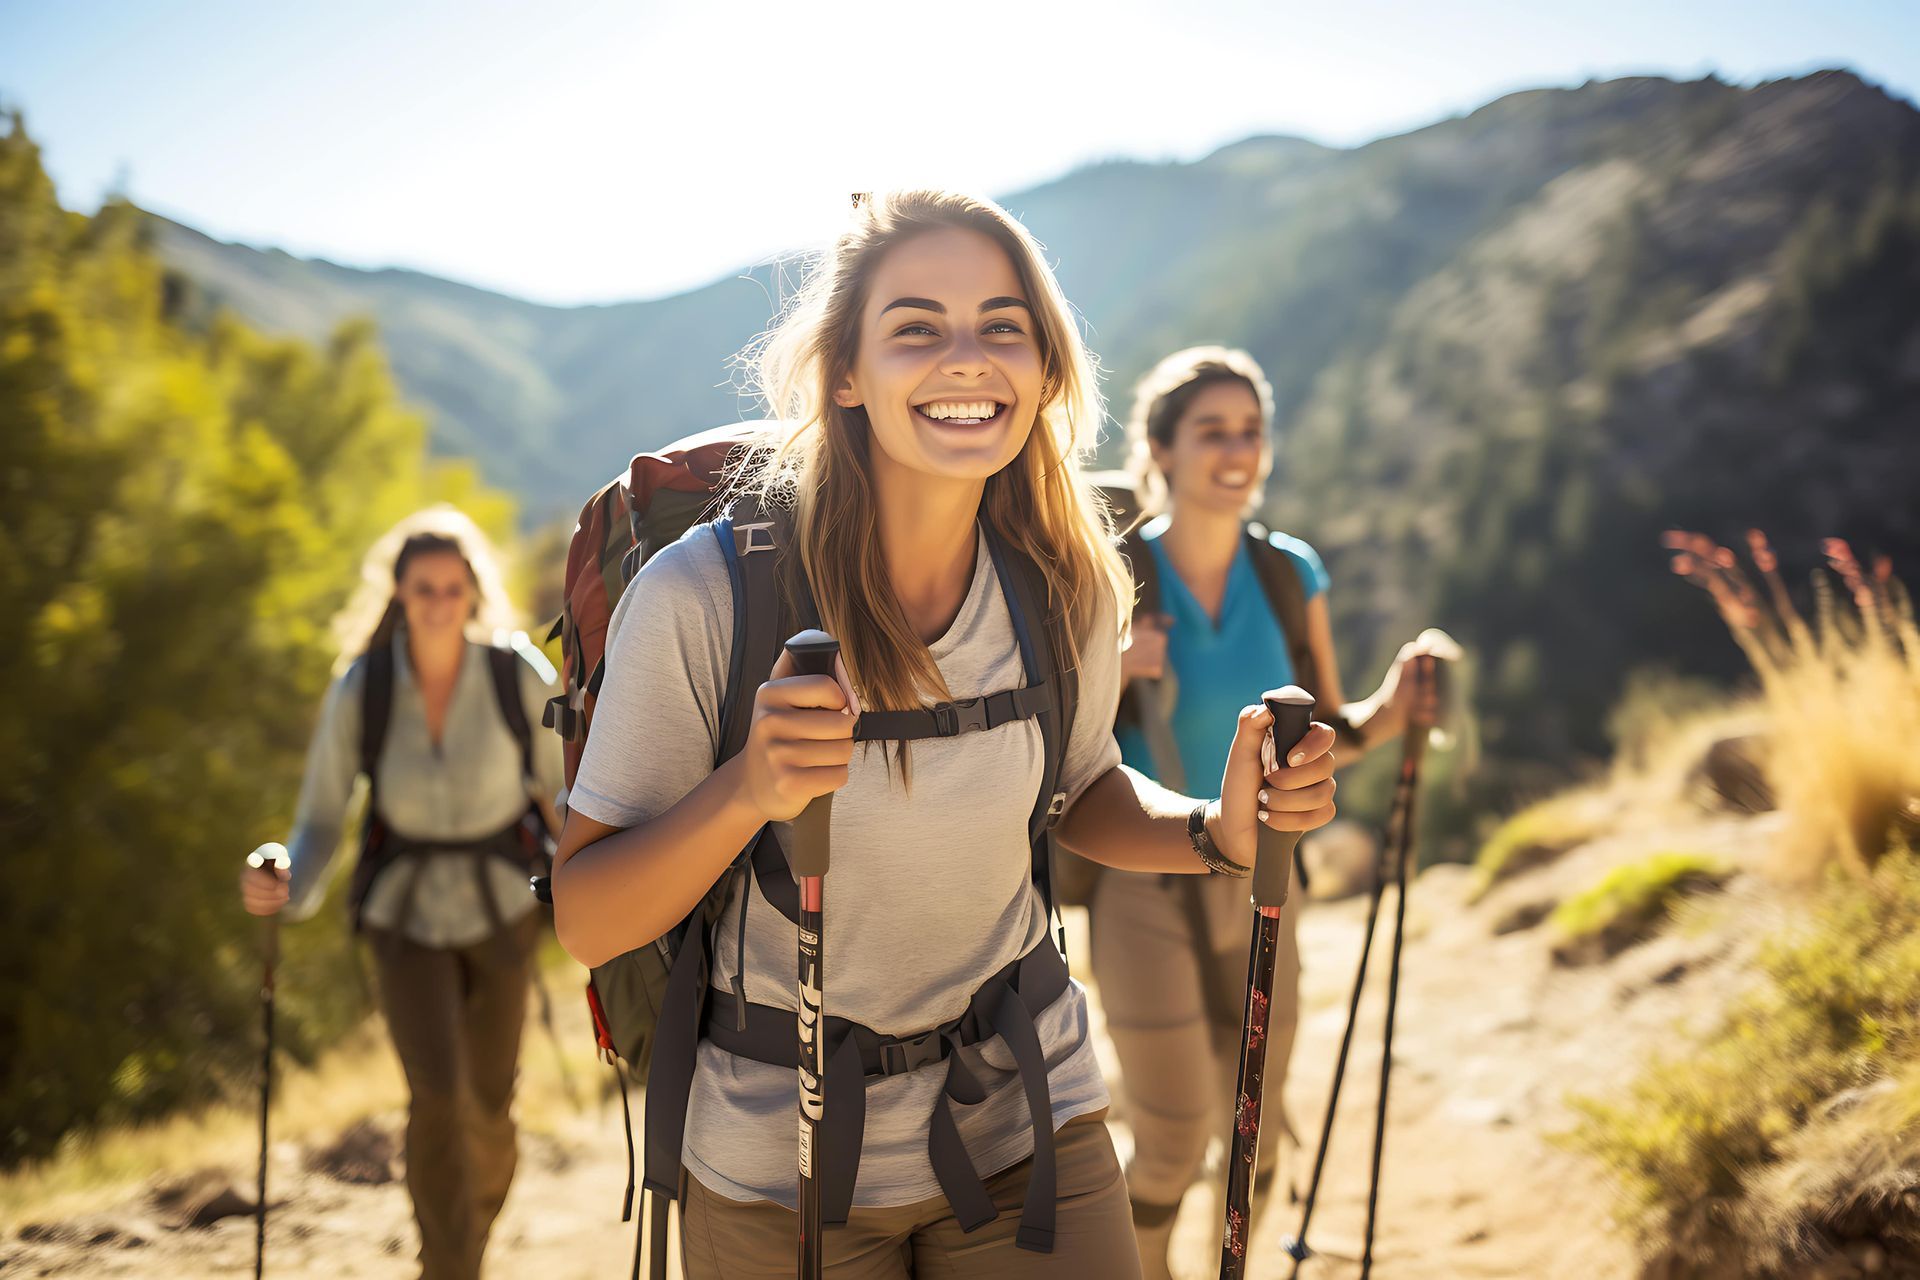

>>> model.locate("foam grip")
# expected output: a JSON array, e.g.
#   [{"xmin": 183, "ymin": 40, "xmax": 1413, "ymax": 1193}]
[
  {"xmin": 247, "ymin": 842, "xmax": 290, "ymax": 871},
  {"xmin": 784, "ymin": 630, "xmax": 841, "ymax": 879},
  {"xmin": 785, "ymin": 629, "xmax": 840, "ymax": 681},
  {"xmin": 1252, "ymin": 687, "xmax": 1315, "ymax": 907}
]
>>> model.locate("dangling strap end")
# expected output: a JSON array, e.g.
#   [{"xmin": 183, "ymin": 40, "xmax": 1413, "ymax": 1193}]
[{"xmin": 1015, "ymin": 1223, "xmax": 1055, "ymax": 1254}]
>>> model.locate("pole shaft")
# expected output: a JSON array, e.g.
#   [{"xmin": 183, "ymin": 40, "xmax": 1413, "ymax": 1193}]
[
  {"xmin": 797, "ymin": 880, "xmax": 825, "ymax": 1280},
  {"xmin": 255, "ymin": 917, "xmax": 277, "ymax": 1280},
  {"xmin": 1359, "ymin": 736, "xmax": 1423, "ymax": 1279},
  {"xmin": 1219, "ymin": 907, "xmax": 1283, "ymax": 1279}
]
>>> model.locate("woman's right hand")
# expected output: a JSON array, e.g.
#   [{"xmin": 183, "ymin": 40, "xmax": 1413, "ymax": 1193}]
[
  {"xmin": 739, "ymin": 647, "xmax": 858, "ymax": 822},
  {"xmin": 1122, "ymin": 612, "xmax": 1172, "ymax": 682},
  {"xmin": 240, "ymin": 863, "xmax": 290, "ymax": 916}
]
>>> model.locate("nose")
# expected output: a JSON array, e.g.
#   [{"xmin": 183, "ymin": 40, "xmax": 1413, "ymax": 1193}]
[{"xmin": 940, "ymin": 328, "xmax": 993, "ymax": 380}]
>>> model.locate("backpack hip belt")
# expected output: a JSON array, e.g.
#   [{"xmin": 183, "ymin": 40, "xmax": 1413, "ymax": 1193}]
[{"xmin": 702, "ymin": 938, "xmax": 1070, "ymax": 1246}]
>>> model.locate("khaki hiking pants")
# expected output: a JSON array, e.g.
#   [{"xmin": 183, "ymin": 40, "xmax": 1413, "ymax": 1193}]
[
  {"xmin": 1090, "ymin": 870, "xmax": 1301, "ymax": 1216},
  {"xmin": 369, "ymin": 911, "xmax": 538, "ymax": 1280},
  {"xmin": 679, "ymin": 1112, "xmax": 1141, "ymax": 1278}
]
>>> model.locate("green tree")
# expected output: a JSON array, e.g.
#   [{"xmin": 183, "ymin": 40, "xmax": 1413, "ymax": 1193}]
[{"xmin": 0, "ymin": 116, "xmax": 510, "ymax": 1163}]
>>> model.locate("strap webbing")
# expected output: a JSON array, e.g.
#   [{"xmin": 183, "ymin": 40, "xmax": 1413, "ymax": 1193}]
[{"xmin": 702, "ymin": 940, "xmax": 1069, "ymax": 1243}]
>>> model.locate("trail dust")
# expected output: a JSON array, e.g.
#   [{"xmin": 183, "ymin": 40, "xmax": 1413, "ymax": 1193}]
[{"xmin": 2, "ymin": 805, "xmax": 1774, "ymax": 1278}]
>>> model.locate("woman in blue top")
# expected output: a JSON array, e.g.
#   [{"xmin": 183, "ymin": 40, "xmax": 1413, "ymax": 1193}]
[{"xmin": 1093, "ymin": 347, "xmax": 1445, "ymax": 1279}]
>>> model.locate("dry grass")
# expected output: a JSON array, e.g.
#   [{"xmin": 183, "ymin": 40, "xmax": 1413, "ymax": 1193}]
[
  {"xmin": 1666, "ymin": 530, "xmax": 1920, "ymax": 877},
  {"xmin": 1567, "ymin": 851, "xmax": 1920, "ymax": 1273},
  {"xmin": 0, "ymin": 953, "xmax": 602, "ymax": 1232}
]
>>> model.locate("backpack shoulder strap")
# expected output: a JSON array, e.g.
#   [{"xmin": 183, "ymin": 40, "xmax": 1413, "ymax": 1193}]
[
  {"xmin": 485, "ymin": 642, "xmax": 536, "ymax": 782},
  {"xmin": 360, "ymin": 643, "xmax": 395, "ymax": 787},
  {"xmin": 713, "ymin": 499, "xmax": 806, "ymax": 769},
  {"xmin": 1244, "ymin": 525, "xmax": 1318, "ymax": 701},
  {"xmin": 983, "ymin": 528, "xmax": 1076, "ymax": 920}
]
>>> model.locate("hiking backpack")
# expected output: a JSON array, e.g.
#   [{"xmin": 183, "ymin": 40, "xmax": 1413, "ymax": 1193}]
[
  {"xmin": 538, "ymin": 421, "xmax": 1082, "ymax": 1276},
  {"xmin": 347, "ymin": 632, "xmax": 553, "ymax": 932}
]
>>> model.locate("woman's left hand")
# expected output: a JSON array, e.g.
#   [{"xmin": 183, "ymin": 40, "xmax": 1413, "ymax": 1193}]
[
  {"xmin": 1210, "ymin": 704, "xmax": 1339, "ymax": 868},
  {"xmin": 1378, "ymin": 627, "xmax": 1463, "ymax": 722}
]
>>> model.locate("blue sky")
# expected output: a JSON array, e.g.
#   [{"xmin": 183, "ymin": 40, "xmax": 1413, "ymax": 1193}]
[{"xmin": 4, "ymin": 1, "xmax": 1915, "ymax": 306}]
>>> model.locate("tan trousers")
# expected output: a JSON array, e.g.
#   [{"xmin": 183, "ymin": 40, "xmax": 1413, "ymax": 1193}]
[
  {"xmin": 679, "ymin": 1112, "xmax": 1141, "ymax": 1278},
  {"xmin": 1090, "ymin": 870, "xmax": 1301, "ymax": 1212},
  {"xmin": 370, "ymin": 912, "xmax": 537, "ymax": 1280}
]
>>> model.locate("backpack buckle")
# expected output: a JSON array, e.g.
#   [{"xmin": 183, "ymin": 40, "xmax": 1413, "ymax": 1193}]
[
  {"xmin": 1045, "ymin": 790, "xmax": 1068, "ymax": 828},
  {"xmin": 732, "ymin": 522, "xmax": 777, "ymax": 557},
  {"xmin": 932, "ymin": 698, "xmax": 989, "ymax": 737},
  {"xmin": 875, "ymin": 1028, "xmax": 944, "ymax": 1077}
]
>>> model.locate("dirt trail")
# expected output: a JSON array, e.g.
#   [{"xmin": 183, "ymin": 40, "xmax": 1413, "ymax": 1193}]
[{"xmin": 3, "ymin": 810, "xmax": 1771, "ymax": 1278}]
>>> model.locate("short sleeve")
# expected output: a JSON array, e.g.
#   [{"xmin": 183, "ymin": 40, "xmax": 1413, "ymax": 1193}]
[
  {"xmin": 1268, "ymin": 531, "xmax": 1329, "ymax": 601},
  {"xmin": 567, "ymin": 527, "xmax": 734, "ymax": 828}
]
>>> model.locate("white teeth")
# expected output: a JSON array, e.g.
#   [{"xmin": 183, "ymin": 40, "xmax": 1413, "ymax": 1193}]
[
  {"xmin": 1218, "ymin": 471, "xmax": 1250, "ymax": 485},
  {"xmin": 919, "ymin": 400, "xmax": 1000, "ymax": 421}
]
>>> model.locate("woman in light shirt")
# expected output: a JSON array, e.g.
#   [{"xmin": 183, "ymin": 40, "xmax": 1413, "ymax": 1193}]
[
  {"xmin": 551, "ymin": 191, "xmax": 1340, "ymax": 1278},
  {"xmin": 240, "ymin": 507, "xmax": 562, "ymax": 1280}
]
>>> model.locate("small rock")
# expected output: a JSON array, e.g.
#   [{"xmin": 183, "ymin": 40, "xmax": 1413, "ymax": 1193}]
[
  {"xmin": 150, "ymin": 1169, "xmax": 259, "ymax": 1228},
  {"xmin": 1696, "ymin": 734, "xmax": 1775, "ymax": 813},
  {"xmin": 307, "ymin": 1118, "xmax": 402, "ymax": 1185},
  {"xmin": 1491, "ymin": 899, "xmax": 1555, "ymax": 935}
]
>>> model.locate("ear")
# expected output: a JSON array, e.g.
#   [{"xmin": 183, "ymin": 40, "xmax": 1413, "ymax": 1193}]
[
  {"xmin": 832, "ymin": 374, "xmax": 862, "ymax": 410},
  {"xmin": 1147, "ymin": 436, "xmax": 1172, "ymax": 476}
]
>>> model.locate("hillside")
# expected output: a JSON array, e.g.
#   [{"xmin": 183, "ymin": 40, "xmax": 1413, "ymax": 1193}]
[{"xmin": 149, "ymin": 69, "xmax": 1920, "ymax": 802}]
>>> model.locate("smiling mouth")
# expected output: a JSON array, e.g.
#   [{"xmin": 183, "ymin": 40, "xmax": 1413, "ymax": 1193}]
[
  {"xmin": 914, "ymin": 399, "xmax": 1007, "ymax": 428},
  {"xmin": 1215, "ymin": 469, "xmax": 1253, "ymax": 487}
]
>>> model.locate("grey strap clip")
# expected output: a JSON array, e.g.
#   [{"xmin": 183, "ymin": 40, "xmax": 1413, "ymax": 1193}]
[{"xmin": 732, "ymin": 521, "xmax": 777, "ymax": 556}]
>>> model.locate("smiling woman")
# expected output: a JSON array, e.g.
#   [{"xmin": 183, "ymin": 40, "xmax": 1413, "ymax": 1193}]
[{"xmin": 548, "ymin": 191, "xmax": 1340, "ymax": 1279}]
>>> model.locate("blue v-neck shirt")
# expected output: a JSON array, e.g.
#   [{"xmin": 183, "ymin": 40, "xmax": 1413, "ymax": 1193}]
[{"xmin": 1115, "ymin": 516, "xmax": 1329, "ymax": 794}]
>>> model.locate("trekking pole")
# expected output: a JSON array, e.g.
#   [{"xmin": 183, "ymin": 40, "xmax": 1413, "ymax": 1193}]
[
  {"xmin": 1282, "ymin": 844, "xmax": 1388, "ymax": 1278},
  {"xmin": 1357, "ymin": 654, "xmax": 1441, "ymax": 1279},
  {"xmin": 246, "ymin": 842, "xmax": 290, "ymax": 1280},
  {"xmin": 1220, "ymin": 687, "xmax": 1316, "ymax": 1280},
  {"xmin": 785, "ymin": 629, "xmax": 840, "ymax": 1280}
]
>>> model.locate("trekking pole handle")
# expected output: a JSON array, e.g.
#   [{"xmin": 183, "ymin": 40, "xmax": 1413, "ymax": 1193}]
[
  {"xmin": 784, "ymin": 630, "xmax": 840, "ymax": 880},
  {"xmin": 247, "ymin": 843, "xmax": 290, "ymax": 872},
  {"xmin": 1252, "ymin": 687, "xmax": 1316, "ymax": 909}
]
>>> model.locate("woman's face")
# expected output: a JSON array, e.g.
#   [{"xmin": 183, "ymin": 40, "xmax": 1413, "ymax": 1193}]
[
  {"xmin": 835, "ymin": 226, "xmax": 1045, "ymax": 487},
  {"xmin": 397, "ymin": 550, "xmax": 476, "ymax": 641},
  {"xmin": 1150, "ymin": 379, "xmax": 1271, "ymax": 517}
]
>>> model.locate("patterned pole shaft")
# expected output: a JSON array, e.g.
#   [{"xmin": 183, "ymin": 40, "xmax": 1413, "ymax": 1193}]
[
  {"xmin": 1221, "ymin": 688, "xmax": 1315, "ymax": 1279},
  {"xmin": 784, "ymin": 630, "xmax": 839, "ymax": 1280}
]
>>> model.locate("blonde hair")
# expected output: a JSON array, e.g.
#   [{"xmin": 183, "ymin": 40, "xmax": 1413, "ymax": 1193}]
[
  {"xmin": 742, "ymin": 189, "xmax": 1128, "ymax": 717},
  {"xmin": 331, "ymin": 505, "xmax": 517, "ymax": 673},
  {"xmin": 1125, "ymin": 345, "xmax": 1276, "ymax": 518}
]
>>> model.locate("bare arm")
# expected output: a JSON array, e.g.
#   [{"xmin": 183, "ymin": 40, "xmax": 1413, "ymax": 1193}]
[
  {"xmin": 1057, "ymin": 706, "xmax": 1338, "ymax": 872},
  {"xmin": 552, "ymin": 755, "xmax": 767, "ymax": 966},
  {"xmin": 1311, "ymin": 595, "xmax": 1461, "ymax": 759}
]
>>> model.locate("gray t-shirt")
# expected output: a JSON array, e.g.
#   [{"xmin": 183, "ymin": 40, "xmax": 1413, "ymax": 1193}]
[{"xmin": 570, "ymin": 522, "xmax": 1122, "ymax": 1209}]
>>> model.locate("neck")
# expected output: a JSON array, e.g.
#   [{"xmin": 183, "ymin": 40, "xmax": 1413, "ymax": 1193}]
[
  {"xmin": 406, "ymin": 625, "xmax": 467, "ymax": 684},
  {"xmin": 870, "ymin": 463, "xmax": 985, "ymax": 644},
  {"xmin": 1156, "ymin": 500, "xmax": 1243, "ymax": 579}
]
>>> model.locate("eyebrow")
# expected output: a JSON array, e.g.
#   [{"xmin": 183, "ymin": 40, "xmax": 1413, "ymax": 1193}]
[{"xmin": 878, "ymin": 295, "xmax": 1033, "ymax": 317}]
